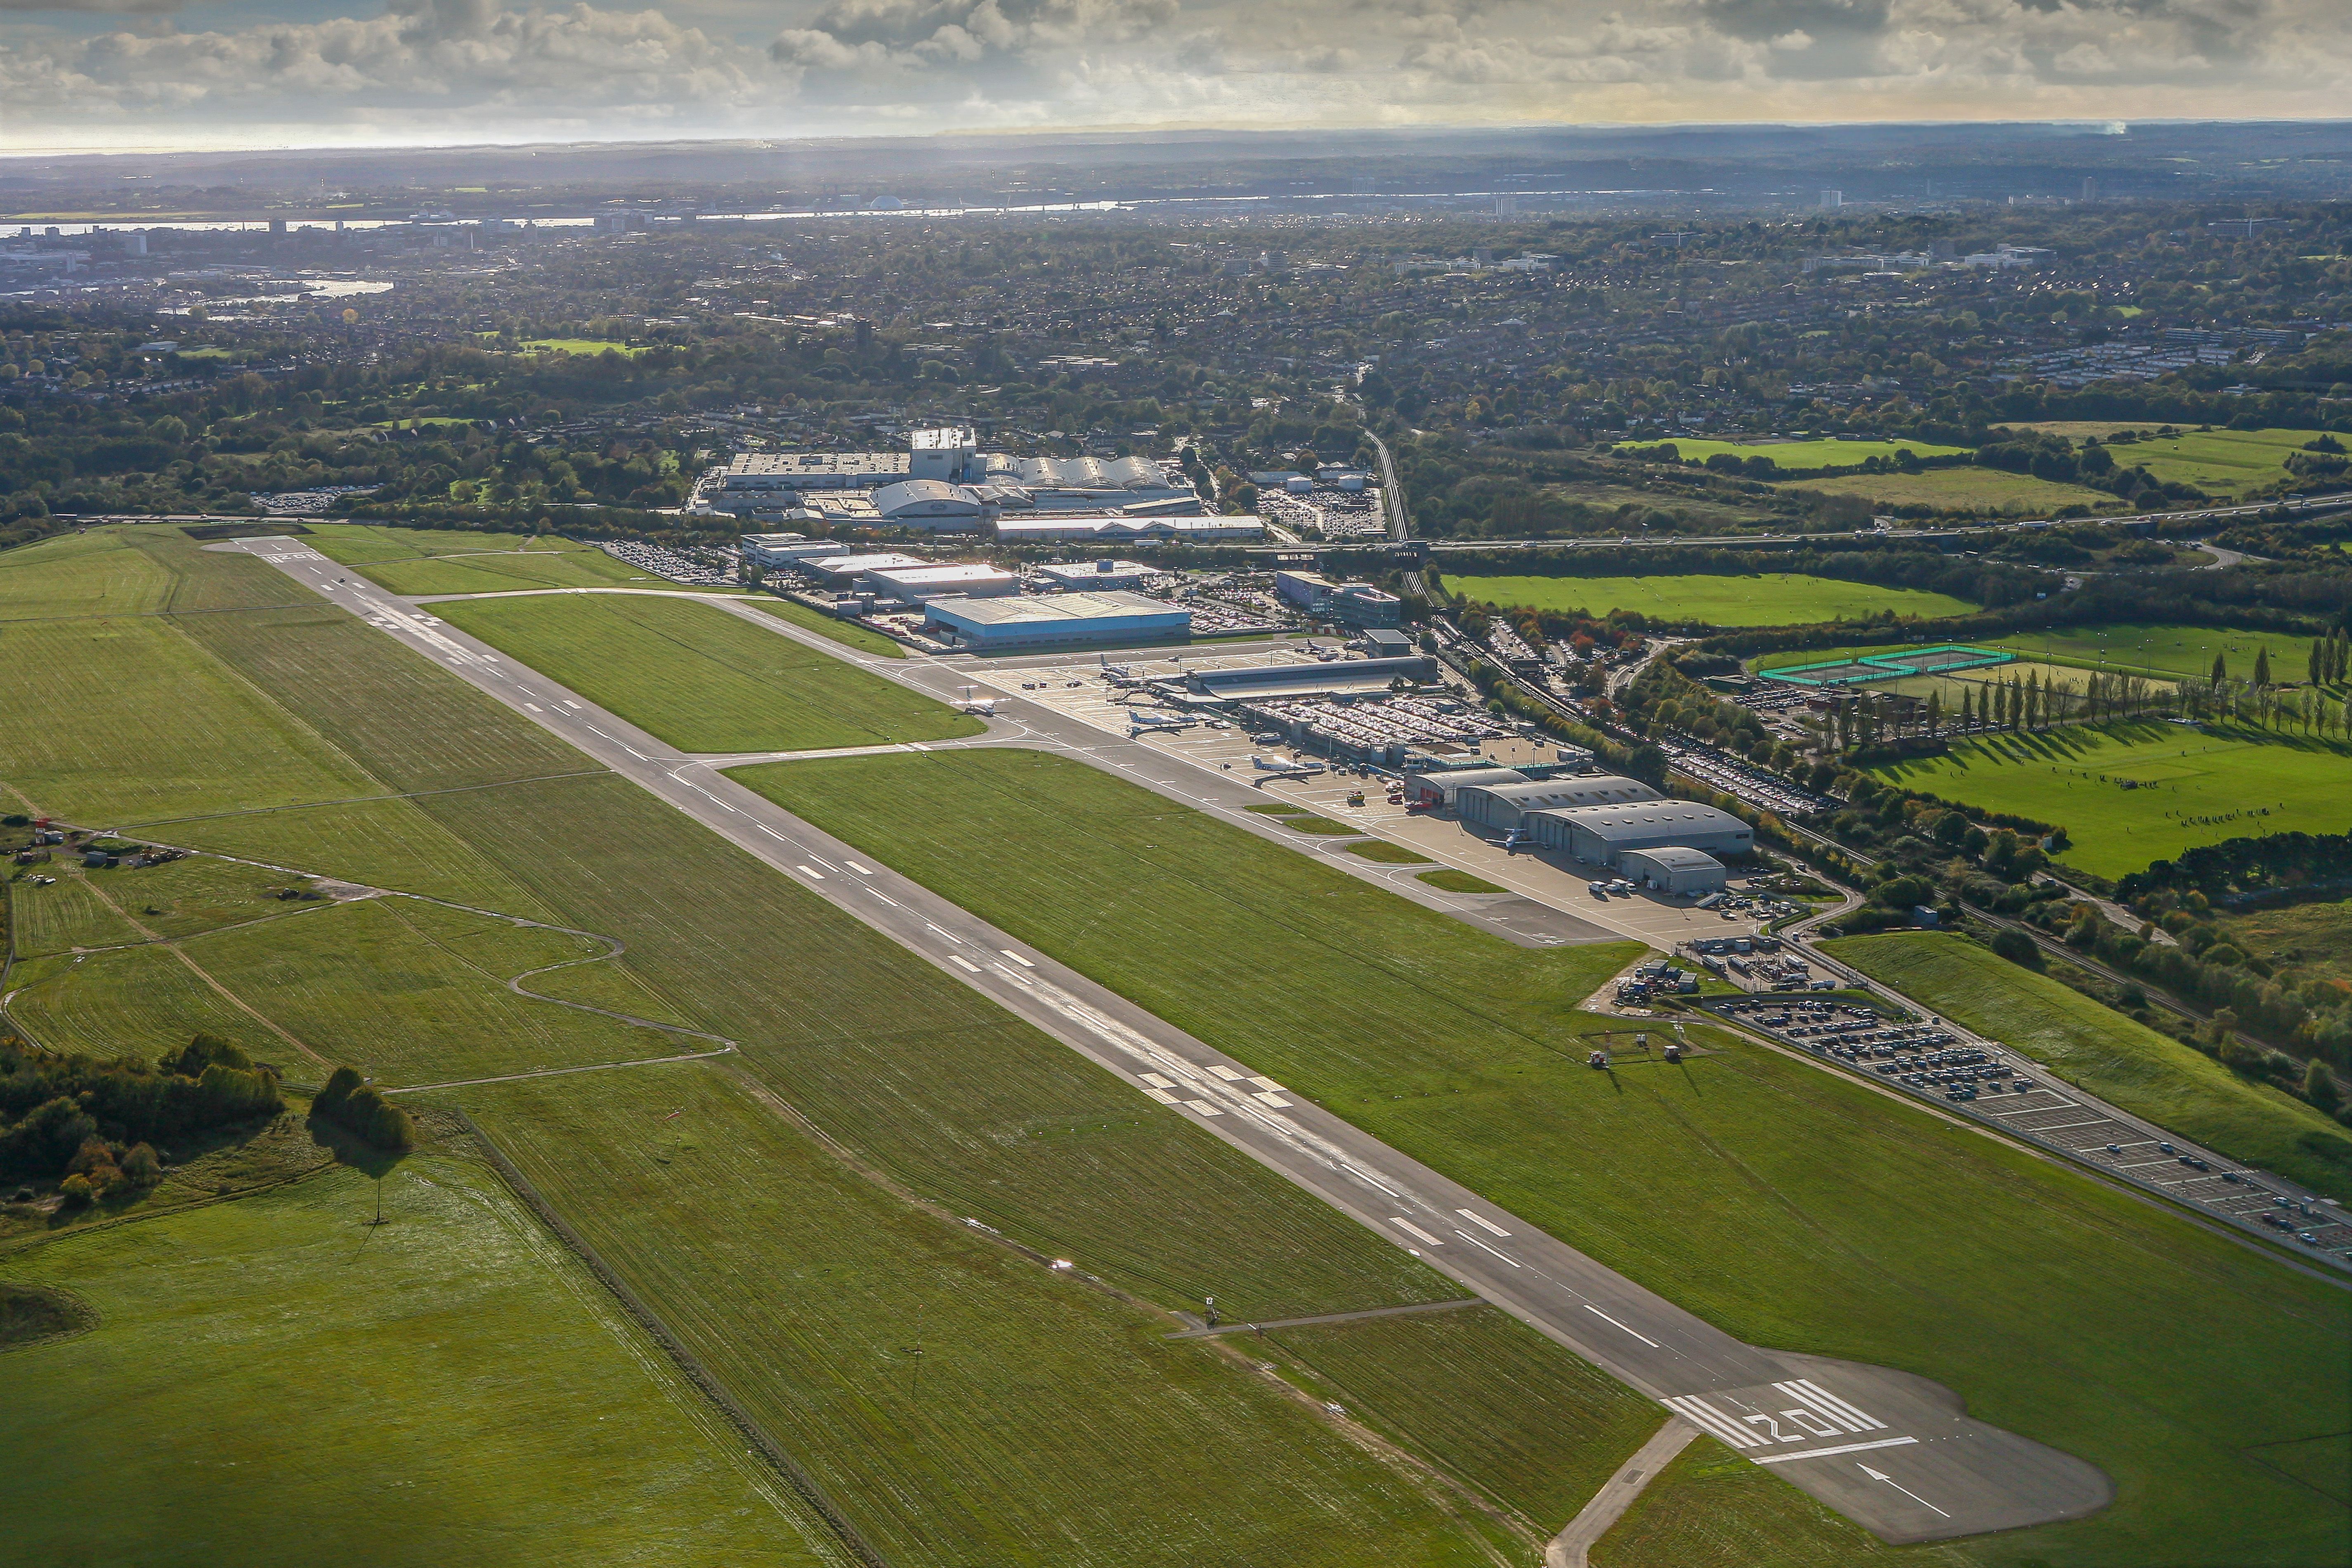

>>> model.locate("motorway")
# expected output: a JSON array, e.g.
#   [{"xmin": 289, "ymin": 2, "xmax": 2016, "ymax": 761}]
[{"xmin": 221, "ymin": 535, "xmax": 2112, "ymax": 1544}]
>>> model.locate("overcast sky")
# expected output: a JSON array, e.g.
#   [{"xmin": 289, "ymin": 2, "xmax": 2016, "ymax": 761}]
[{"xmin": 0, "ymin": 0, "xmax": 2343, "ymax": 153}]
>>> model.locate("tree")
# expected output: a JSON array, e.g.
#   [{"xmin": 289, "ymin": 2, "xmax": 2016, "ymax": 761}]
[
  {"xmin": 1925, "ymin": 691, "xmax": 1941, "ymax": 737},
  {"xmin": 1991, "ymin": 928, "xmax": 2040, "ymax": 966},
  {"xmin": 2253, "ymin": 646, "xmax": 2271, "ymax": 688},
  {"xmin": 2211, "ymin": 652, "xmax": 2227, "ymax": 685},
  {"xmin": 2306, "ymin": 1059, "xmax": 2343, "ymax": 1112}
]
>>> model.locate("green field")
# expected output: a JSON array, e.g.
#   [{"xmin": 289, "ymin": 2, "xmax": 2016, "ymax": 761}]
[
  {"xmin": 0, "ymin": 1158, "xmax": 835, "ymax": 1567},
  {"xmin": 752, "ymin": 595, "xmax": 908, "ymax": 657},
  {"xmin": 1989, "ymin": 623, "xmax": 2323, "ymax": 687},
  {"xmin": 739, "ymin": 745, "xmax": 2352, "ymax": 1568},
  {"xmin": 433, "ymin": 592, "xmax": 981, "ymax": 752},
  {"xmin": 1419, "ymin": 869, "xmax": 1507, "ymax": 893},
  {"xmin": 1448, "ymin": 571, "xmax": 1978, "ymax": 627},
  {"xmin": 304, "ymin": 522, "xmax": 687, "ymax": 595},
  {"xmin": 455, "ymin": 1063, "xmax": 1499, "ymax": 1568},
  {"xmin": 1777, "ymin": 467, "xmax": 2123, "ymax": 515},
  {"xmin": 1592, "ymin": 1436, "xmax": 1952, "ymax": 1568},
  {"xmin": 1823, "ymin": 933, "xmax": 2352, "ymax": 1198},
  {"xmin": 2217, "ymin": 901, "xmax": 2352, "ymax": 989},
  {"xmin": 1866, "ymin": 719, "xmax": 2352, "ymax": 879},
  {"xmin": 1, "ymin": 524, "xmax": 1656, "ymax": 1564},
  {"xmin": 1619, "ymin": 436, "xmax": 1973, "ymax": 468},
  {"xmin": 2003, "ymin": 426, "xmax": 2330, "ymax": 500}
]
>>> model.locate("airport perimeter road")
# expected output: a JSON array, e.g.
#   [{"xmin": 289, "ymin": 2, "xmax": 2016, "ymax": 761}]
[{"xmin": 227, "ymin": 537, "xmax": 2111, "ymax": 1546}]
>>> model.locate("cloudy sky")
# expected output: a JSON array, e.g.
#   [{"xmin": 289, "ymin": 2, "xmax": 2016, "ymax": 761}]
[{"xmin": 0, "ymin": 0, "xmax": 2343, "ymax": 152}]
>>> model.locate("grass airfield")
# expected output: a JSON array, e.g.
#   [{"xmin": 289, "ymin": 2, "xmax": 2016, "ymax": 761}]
[{"xmin": 5, "ymin": 523, "xmax": 2347, "ymax": 1568}]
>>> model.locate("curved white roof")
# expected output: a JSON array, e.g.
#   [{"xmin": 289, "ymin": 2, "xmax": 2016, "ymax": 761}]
[{"xmin": 873, "ymin": 479, "xmax": 985, "ymax": 518}]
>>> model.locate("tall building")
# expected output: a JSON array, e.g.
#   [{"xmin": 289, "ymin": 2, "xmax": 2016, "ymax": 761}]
[{"xmin": 1819, "ymin": 190, "xmax": 1844, "ymax": 210}]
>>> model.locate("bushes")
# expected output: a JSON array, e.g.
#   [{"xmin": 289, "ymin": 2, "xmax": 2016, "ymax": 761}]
[
  {"xmin": 0, "ymin": 1032, "xmax": 282, "ymax": 1181},
  {"xmin": 1991, "ymin": 928, "xmax": 2043, "ymax": 968},
  {"xmin": 309, "ymin": 1067, "xmax": 415, "ymax": 1152}
]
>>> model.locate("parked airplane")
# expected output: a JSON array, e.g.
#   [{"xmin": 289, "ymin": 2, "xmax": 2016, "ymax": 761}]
[
  {"xmin": 1250, "ymin": 755, "xmax": 1326, "ymax": 776},
  {"xmin": 1127, "ymin": 709, "xmax": 1194, "ymax": 729},
  {"xmin": 1501, "ymin": 827, "xmax": 1533, "ymax": 852}
]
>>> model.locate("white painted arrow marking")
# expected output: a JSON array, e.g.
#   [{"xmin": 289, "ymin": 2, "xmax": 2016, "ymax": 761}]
[{"xmin": 1860, "ymin": 1465, "xmax": 1949, "ymax": 1518}]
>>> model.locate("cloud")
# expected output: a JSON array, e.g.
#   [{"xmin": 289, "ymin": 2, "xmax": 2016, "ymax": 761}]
[{"xmin": 0, "ymin": 0, "xmax": 2342, "ymax": 147}]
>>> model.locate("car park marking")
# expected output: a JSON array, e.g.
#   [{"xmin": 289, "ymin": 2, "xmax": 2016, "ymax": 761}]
[
  {"xmin": 947, "ymin": 954, "xmax": 980, "ymax": 973},
  {"xmin": 1584, "ymin": 1306, "xmax": 1659, "ymax": 1347},
  {"xmin": 1389, "ymin": 1217, "xmax": 1444, "ymax": 1246},
  {"xmin": 1457, "ymin": 1209, "xmax": 1511, "ymax": 1237},
  {"xmin": 2016, "ymin": 1118, "xmax": 2108, "ymax": 1132}
]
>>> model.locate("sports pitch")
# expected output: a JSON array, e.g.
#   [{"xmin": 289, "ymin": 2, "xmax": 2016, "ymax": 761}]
[
  {"xmin": 1866, "ymin": 719, "xmax": 2352, "ymax": 878},
  {"xmin": 1617, "ymin": 436, "xmax": 1972, "ymax": 468},
  {"xmin": 1446, "ymin": 572, "xmax": 1978, "ymax": 627},
  {"xmin": 1990, "ymin": 623, "xmax": 2325, "ymax": 687},
  {"xmin": 1760, "ymin": 643, "xmax": 2014, "ymax": 687}
]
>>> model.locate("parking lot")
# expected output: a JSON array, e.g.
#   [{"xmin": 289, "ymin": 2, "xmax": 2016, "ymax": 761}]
[{"xmin": 1711, "ymin": 994, "xmax": 2352, "ymax": 1266}]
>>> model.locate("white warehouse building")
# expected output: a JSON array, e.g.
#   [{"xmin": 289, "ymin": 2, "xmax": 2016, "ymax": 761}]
[
  {"xmin": 1454, "ymin": 776, "xmax": 1662, "ymax": 830},
  {"xmin": 1618, "ymin": 846, "xmax": 1729, "ymax": 896},
  {"xmin": 1523, "ymin": 802, "xmax": 1752, "ymax": 865}
]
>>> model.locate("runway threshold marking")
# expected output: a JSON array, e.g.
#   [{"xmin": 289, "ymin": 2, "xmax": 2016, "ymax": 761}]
[{"xmin": 1752, "ymin": 1435, "xmax": 1922, "ymax": 1465}]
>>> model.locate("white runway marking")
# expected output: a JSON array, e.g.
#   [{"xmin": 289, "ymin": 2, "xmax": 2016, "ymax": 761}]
[
  {"xmin": 1140, "ymin": 1073, "xmax": 1177, "ymax": 1089},
  {"xmin": 1452, "ymin": 1229, "xmax": 1520, "ymax": 1267},
  {"xmin": 1753, "ymin": 1436, "xmax": 1921, "ymax": 1465},
  {"xmin": 1252, "ymin": 1091, "xmax": 1293, "ymax": 1108},
  {"xmin": 1585, "ymin": 1305, "xmax": 1660, "ymax": 1347},
  {"xmin": 1000, "ymin": 950, "xmax": 1034, "ymax": 967},
  {"xmin": 795, "ymin": 865, "xmax": 824, "ymax": 879},
  {"xmin": 844, "ymin": 860, "xmax": 873, "ymax": 874},
  {"xmin": 948, "ymin": 954, "xmax": 980, "ymax": 973},
  {"xmin": 1389, "ymin": 1217, "xmax": 1445, "ymax": 1246},
  {"xmin": 1185, "ymin": 1099, "xmax": 1223, "ymax": 1117},
  {"xmin": 1774, "ymin": 1380, "xmax": 1886, "ymax": 1431},
  {"xmin": 1207, "ymin": 1065, "xmax": 1244, "ymax": 1081},
  {"xmin": 1457, "ymin": 1209, "xmax": 1511, "ymax": 1237},
  {"xmin": 1662, "ymin": 1395, "xmax": 1761, "ymax": 1449}
]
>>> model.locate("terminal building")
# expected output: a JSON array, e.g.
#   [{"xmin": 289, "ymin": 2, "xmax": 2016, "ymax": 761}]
[
  {"xmin": 1521, "ymin": 801, "xmax": 1752, "ymax": 867},
  {"xmin": 1275, "ymin": 570, "xmax": 1402, "ymax": 629},
  {"xmin": 923, "ymin": 590, "xmax": 1190, "ymax": 652},
  {"xmin": 1453, "ymin": 775, "xmax": 1662, "ymax": 831}
]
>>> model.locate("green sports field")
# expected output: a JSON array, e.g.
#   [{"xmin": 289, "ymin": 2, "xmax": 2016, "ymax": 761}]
[
  {"xmin": 0, "ymin": 1158, "xmax": 834, "ymax": 1568},
  {"xmin": 1823, "ymin": 933, "xmax": 2352, "ymax": 1198},
  {"xmin": 1776, "ymin": 467, "xmax": 2124, "ymax": 515},
  {"xmin": 1990, "ymin": 623, "xmax": 2324, "ymax": 687},
  {"xmin": 1448, "ymin": 571, "xmax": 1978, "ymax": 626},
  {"xmin": 1618, "ymin": 436, "xmax": 1972, "ymax": 467},
  {"xmin": 740, "ymin": 745, "xmax": 2352, "ymax": 1568},
  {"xmin": 1865, "ymin": 719, "xmax": 2352, "ymax": 879},
  {"xmin": 433, "ymin": 591, "xmax": 981, "ymax": 752},
  {"xmin": 2003, "ymin": 425, "xmax": 2331, "ymax": 500}
]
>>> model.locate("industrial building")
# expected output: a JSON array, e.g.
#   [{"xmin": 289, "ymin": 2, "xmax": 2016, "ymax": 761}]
[
  {"xmin": 1275, "ymin": 571, "xmax": 1402, "ymax": 629},
  {"xmin": 741, "ymin": 532, "xmax": 828, "ymax": 568},
  {"xmin": 1521, "ymin": 801, "xmax": 1752, "ymax": 866},
  {"xmin": 861, "ymin": 562, "xmax": 1019, "ymax": 601},
  {"xmin": 1037, "ymin": 559, "xmax": 1156, "ymax": 590},
  {"xmin": 1619, "ymin": 846, "xmax": 1728, "ymax": 895},
  {"xmin": 994, "ymin": 514, "xmax": 1265, "ymax": 545},
  {"xmin": 871, "ymin": 479, "xmax": 991, "ymax": 529},
  {"xmin": 980, "ymin": 454, "xmax": 1197, "ymax": 512},
  {"xmin": 1403, "ymin": 766, "xmax": 1529, "ymax": 808},
  {"xmin": 1454, "ymin": 775, "xmax": 1663, "ymax": 831},
  {"xmin": 701, "ymin": 451, "xmax": 910, "ymax": 512},
  {"xmin": 909, "ymin": 427, "xmax": 980, "ymax": 482},
  {"xmin": 801, "ymin": 551, "xmax": 926, "ymax": 586},
  {"xmin": 923, "ymin": 591, "xmax": 1190, "ymax": 651}
]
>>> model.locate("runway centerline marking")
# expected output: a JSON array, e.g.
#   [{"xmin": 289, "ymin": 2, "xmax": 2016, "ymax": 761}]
[{"xmin": 1584, "ymin": 1305, "xmax": 1660, "ymax": 1347}]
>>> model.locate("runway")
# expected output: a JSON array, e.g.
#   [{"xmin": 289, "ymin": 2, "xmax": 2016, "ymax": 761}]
[{"xmin": 226, "ymin": 539, "xmax": 2111, "ymax": 1544}]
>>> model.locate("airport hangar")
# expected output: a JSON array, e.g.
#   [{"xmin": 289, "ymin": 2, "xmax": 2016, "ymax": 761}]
[
  {"xmin": 1523, "ymin": 801, "xmax": 1750, "ymax": 881},
  {"xmin": 1453, "ymin": 775, "xmax": 1663, "ymax": 829},
  {"xmin": 923, "ymin": 591, "xmax": 1190, "ymax": 652}
]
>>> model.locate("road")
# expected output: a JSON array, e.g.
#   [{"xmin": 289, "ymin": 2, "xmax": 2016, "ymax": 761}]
[{"xmin": 220, "ymin": 535, "xmax": 2112, "ymax": 1545}]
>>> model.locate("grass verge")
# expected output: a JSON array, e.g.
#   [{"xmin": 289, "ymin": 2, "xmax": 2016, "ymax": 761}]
[{"xmin": 1445, "ymin": 571, "xmax": 1977, "ymax": 627}]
